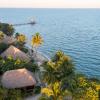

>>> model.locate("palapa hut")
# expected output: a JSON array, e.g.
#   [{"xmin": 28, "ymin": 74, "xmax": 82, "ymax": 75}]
[
  {"xmin": 0, "ymin": 34, "xmax": 16, "ymax": 44},
  {"xmin": 1, "ymin": 68, "xmax": 36, "ymax": 89},
  {"xmin": 1, "ymin": 45, "xmax": 30, "ymax": 62}
]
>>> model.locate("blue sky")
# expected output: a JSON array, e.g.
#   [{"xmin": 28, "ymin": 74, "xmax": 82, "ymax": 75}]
[{"xmin": 0, "ymin": 0, "xmax": 100, "ymax": 8}]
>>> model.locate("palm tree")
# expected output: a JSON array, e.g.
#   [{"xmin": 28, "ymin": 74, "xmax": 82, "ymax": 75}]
[
  {"xmin": 16, "ymin": 34, "xmax": 26, "ymax": 49},
  {"xmin": 17, "ymin": 34, "xmax": 26, "ymax": 43},
  {"xmin": 31, "ymin": 32, "xmax": 43, "ymax": 54},
  {"xmin": 6, "ymin": 25, "xmax": 15, "ymax": 36},
  {"xmin": 42, "ymin": 51, "xmax": 74, "ymax": 84},
  {"xmin": 40, "ymin": 51, "xmax": 76, "ymax": 99},
  {"xmin": 41, "ymin": 82, "xmax": 69, "ymax": 100}
]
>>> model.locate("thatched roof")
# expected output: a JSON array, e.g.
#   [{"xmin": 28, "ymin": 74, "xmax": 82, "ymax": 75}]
[
  {"xmin": 1, "ymin": 68, "xmax": 36, "ymax": 89},
  {"xmin": 1, "ymin": 45, "xmax": 30, "ymax": 62},
  {"xmin": 0, "ymin": 34, "xmax": 16, "ymax": 44}
]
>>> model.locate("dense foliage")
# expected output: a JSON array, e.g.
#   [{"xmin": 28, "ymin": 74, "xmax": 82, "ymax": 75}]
[
  {"xmin": 16, "ymin": 34, "xmax": 26, "ymax": 44},
  {"xmin": 0, "ymin": 43, "xmax": 9, "ymax": 54},
  {"xmin": 0, "ymin": 31, "xmax": 4, "ymax": 40},
  {"xmin": 0, "ymin": 86, "xmax": 23, "ymax": 100},
  {"xmin": 14, "ymin": 33, "xmax": 28, "ymax": 53},
  {"xmin": 40, "ymin": 51, "xmax": 100, "ymax": 100},
  {"xmin": 42, "ymin": 50, "xmax": 74, "ymax": 84},
  {"xmin": 19, "ymin": 47, "xmax": 28, "ymax": 53},
  {"xmin": 0, "ymin": 23, "xmax": 15, "ymax": 36},
  {"xmin": 0, "ymin": 56, "xmax": 38, "ymax": 74},
  {"xmin": 14, "ymin": 33, "xmax": 27, "ymax": 50}
]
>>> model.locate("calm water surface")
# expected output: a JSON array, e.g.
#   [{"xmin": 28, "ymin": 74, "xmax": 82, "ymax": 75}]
[{"xmin": 0, "ymin": 8, "xmax": 100, "ymax": 78}]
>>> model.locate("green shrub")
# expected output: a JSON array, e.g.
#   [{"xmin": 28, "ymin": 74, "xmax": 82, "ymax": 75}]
[
  {"xmin": 0, "ymin": 86, "xmax": 8, "ymax": 100},
  {"xmin": 7, "ymin": 89, "xmax": 22, "ymax": 100},
  {"xmin": 0, "ymin": 23, "xmax": 15, "ymax": 36},
  {"xmin": 0, "ymin": 86, "xmax": 23, "ymax": 100},
  {"xmin": 33, "ymin": 86, "xmax": 41, "ymax": 94},
  {"xmin": 0, "ymin": 43, "xmax": 9, "ymax": 54},
  {"xmin": 0, "ymin": 57, "xmax": 38, "ymax": 74},
  {"xmin": 13, "ymin": 41, "xmax": 28, "ymax": 53},
  {"xmin": 41, "ymin": 51, "xmax": 100, "ymax": 100},
  {"xmin": 20, "ymin": 47, "xmax": 28, "ymax": 53},
  {"xmin": 42, "ymin": 50, "xmax": 74, "ymax": 84}
]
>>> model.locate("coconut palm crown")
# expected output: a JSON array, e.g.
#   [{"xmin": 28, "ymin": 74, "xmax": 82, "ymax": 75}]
[
  {"xmin": 31, "ymin": 32, "xmax": 43, "ymax": 48},
  {"xmin": 17, "ymin": 34, "xmax": 26, "ymax": 43}
]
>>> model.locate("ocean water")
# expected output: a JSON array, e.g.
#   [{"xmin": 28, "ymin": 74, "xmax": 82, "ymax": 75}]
[{"xmin": 0, "ymin": 8, "xmax": 100, "ymax": 78}]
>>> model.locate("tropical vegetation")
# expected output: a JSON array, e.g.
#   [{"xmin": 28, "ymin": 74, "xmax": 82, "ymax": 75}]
[
  {"xmin": 0, "ymin": 31, "xmax": 4, "ymax": 40},
  {"xmin": 39, "ymin": 51, "xmax": 100, "ymax": 100},
  {"xmin": 0, "ymin": 86, "xmax": 22, "ymax": 100},
  {"xmin": 31, "ymin": 32, "xmax": 43, "ymax": 53},
  {"xmin": 0, "ymin": 23, "xmax": 14, "ymax": 36},
  {"xmin": 0, "ymin": 22, "xmax": 99, "ymax": 100},
  {"xmin": 0, "ymin": 56, "xmax": 38, "ymax": 74},
  {"xmin": 14, "ymin": 33, "xmax": 29, "ymax": 53},
  {"xmin": 0, "ymin": 43, "xmax": 9, "ymax": 54}
]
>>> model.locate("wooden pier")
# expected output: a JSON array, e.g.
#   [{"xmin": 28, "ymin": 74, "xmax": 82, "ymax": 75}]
[{"xmin": 12, "ymin": 21, "xmax": 36, "ymax": 26}]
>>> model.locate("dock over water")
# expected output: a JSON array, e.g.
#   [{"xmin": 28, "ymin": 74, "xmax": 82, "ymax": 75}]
[{"xmin": 12, "ymin": 21, "xmax": 36, "ymax": 26}]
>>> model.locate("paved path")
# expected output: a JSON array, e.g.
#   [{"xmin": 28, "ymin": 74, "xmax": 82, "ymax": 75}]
[{"xmin": 25, "ymin": 94, "xmax": 41, "ymax": 100}]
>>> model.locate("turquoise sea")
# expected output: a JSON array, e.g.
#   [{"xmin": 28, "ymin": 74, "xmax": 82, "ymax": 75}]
[{"xmin": 0, "ymin": 8, "xmax": 100, "ymax": 78}]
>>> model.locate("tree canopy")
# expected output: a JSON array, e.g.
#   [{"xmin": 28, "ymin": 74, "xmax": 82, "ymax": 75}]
[
  {"xmin": 40, "ymin": 51, "xmax": 100, "ymax": 100},
  {"xmin": 0, "ymin": 23, "xmax": 15, "ymax": 36},
  {"xmin": 31, "ymin": 32, "xmax": 43, "ymax": 48}
]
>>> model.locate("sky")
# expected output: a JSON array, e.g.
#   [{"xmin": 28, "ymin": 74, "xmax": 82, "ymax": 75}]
[{"xmin": 0, "ymin": 0, "xmax": 100, "ymax": 8}]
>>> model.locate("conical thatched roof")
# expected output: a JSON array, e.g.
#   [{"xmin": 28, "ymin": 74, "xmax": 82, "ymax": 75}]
[
  {"xmin": 1, "ymin": 68, "xmax": 36, "ymax": 89},
  {"xmin": 0, "ymin": 34, "xmax": 16, "ymax": 44},
  {"xmin": 1, "ymin": 45, "xmax": 30, "ymax": 62}
]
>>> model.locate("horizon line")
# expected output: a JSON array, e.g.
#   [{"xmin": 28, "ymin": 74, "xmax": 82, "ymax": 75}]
[{"xmin": 0, "ymin": 7, "xmax": 100, "ymax": 9}]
